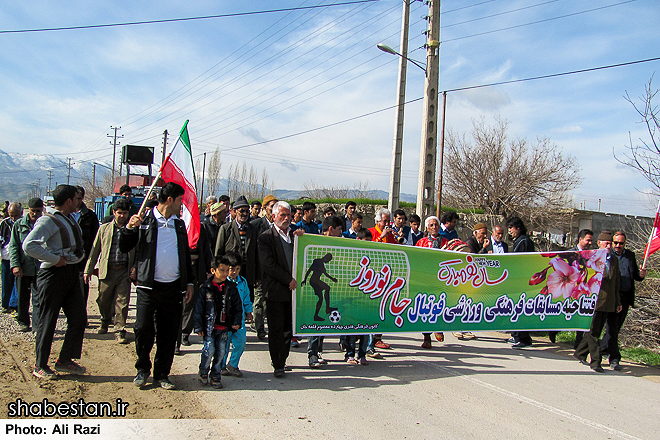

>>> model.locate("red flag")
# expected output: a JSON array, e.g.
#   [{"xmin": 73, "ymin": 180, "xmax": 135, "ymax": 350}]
[
  {"xmin": 160, "ymin": 120, "xmax": 200, "ymax": 248},
  {"xmin": 644, "ymin": 202, "xmax": 660, "ymax": 258}
]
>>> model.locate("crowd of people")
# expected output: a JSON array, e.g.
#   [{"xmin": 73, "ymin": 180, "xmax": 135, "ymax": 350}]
[{"xmin": 0, "ymin": 183, "xmax": 646, "ymax": 389}]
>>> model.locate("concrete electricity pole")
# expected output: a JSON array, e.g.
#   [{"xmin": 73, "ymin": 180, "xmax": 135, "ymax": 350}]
[
  {"xmin": 387, "ymin": 0, "xmax": 411, "ymax": 213},
  {"xmin": 416, "ymin": 0, "xmax": 441, "ymax": 223},
  {"xmin": 108, "ymin": 126, "xmax": 123, "ymax": 185},
  {"xmin": 66, "ymin": 157, "xmax": 72, "ymax": 184}
]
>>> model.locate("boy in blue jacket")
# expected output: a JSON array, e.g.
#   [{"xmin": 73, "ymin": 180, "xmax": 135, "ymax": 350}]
[
  {"xmin": 221, "ymin": 251, "xmax": 254, "ymax": 377},
  {"xmin": 193, "ymin": 255, "xmax": 243, "ymax": 389}
]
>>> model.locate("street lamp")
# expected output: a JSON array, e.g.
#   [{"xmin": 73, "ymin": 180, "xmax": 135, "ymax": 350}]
[{"xmin": 377, "ymin": 43, "xmax": 426, "ymax": 73}]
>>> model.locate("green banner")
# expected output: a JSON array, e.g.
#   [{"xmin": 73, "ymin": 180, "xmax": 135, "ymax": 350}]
[{"xmin": 293, "ymin": 235, "xmax": 607, "ymax": 335}]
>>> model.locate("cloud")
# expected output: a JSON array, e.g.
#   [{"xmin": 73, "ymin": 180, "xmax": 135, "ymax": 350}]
[
  {"xmin": 239, "ymin": 127, "xmax": 267, "ymax": 143},
  {"xmin": 280, "ymin": 159, "xmax": 298, "ymax": 172},
  {"xmin": 556, "ymin": 125, "xmax": 583, "ymax": 133}
]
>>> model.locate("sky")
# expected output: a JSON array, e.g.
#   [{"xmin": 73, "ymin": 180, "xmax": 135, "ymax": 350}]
[{"xmin": 0, "ymin": 0, "xmax": 659, "ymax": 216}]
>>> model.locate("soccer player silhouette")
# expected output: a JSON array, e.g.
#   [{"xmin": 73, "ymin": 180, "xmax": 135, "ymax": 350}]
[{"xmin": 301, "ymin": 253, "xmax": 339, "ymax": 321}]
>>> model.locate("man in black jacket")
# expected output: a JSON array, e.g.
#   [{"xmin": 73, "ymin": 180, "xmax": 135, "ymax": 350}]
[
  {"xmin": 74, "ymin": 186, "xmax": 99, "ymax": 318},
  {"xmin": 507, "ymin": 216, "xmax": 535, "ymax": 349},
  {"xmin": 257, "ymin": 201, "xmax": 303, "ymax": 377},
  {"xmin": 120, "ymin": 182, "xmax": 194, "ymax": 390},
  {"xmin": 600, "ymin": 230, "xmax": 645, "ymax": 370}
]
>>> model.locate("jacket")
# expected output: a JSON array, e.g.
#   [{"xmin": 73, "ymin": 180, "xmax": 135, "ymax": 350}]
[
  {"xmin": 118, "ymin": 208, "xmax": 193, "ymax": 291},
  {"xmin": 215, "ymin": 219, "xmax": 259, "ymax": 286},
  {"xmin": 84, "ymin": 221, "xmax": 135, "ymax": 280},
  {"xmin": 8, "ymin": 214, "xmax": 40, "ymax": 276},
  {"xmin": 616, "ymin": 248, "xmax": 644, "ymax": 307},
  {"xmin": 511, "ymin": 234, "xmax": 535, "ymax": 253},
  {"xmin": 193, "ymin": 276, "xmax": 243, "ymax": 336},
  {"xmin": 483, "ymin": 239, "xmax": 508, "ymax": 254},
  {"xmin": 466, "ymin": 236, "xmax": 488, "ymax": 254},
  {"xmin": 77, "ymin": 203, "xmax": 99, "ymax": 266},
  {"xmin": 595, "ymin": 250, "xmax": 621, "ymax": 313},
  {"xmin": 258, "ymin": 225, "xmax": 295, "ymax": 302},
  {"xmin": 230, "ymin": 274, "xmax": 254, "ymax": 325}
]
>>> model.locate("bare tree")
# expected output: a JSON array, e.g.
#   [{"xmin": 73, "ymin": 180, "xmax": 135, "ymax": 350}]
[
  {"xmin": 206, "ymin": 147, "xmax": 222, "ymax": 199},
  {"xmin": 443, "ymin": 117, "xmax": 581, "ymax": 225},
  {"xmin": 301, "ymin": 180, "xmax": 374, "ymax": 200},
  {"xmin": 77, "ymin": 169, "xmax": 114, "ymax": 207},
  {"xmin": 226, "ymin": 161, "xmax": 271, "ymax": 201},
  {"xmin": 614, "ymin": 76, "xmax": 660, "ymax": 196}
]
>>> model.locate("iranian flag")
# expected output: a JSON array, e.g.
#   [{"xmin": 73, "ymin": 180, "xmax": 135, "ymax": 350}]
[{"xmin": 160, "ymin": 120, "xmax": 200, "ymax": 249}]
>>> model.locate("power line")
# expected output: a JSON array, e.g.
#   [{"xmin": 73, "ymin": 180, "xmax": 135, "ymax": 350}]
[
  {"xmin": 442, "ymin": 0, "xmax": 565, "ymax": 29},
  {"xmin": 0, "ymin": 0, "xmax": 382, "ymax": 34}
]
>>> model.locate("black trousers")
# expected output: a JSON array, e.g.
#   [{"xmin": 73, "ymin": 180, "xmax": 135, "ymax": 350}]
[
  {"xmin": 134, "ymin": 280, "xmax": 183, "ymax": 380},
  {"xmin": 512, "ymin": 331, "xmax": 532, "ymax": 345},
  {"xmin": 16, "ymin": 274, "xmax": 37, "ymax": 328},
  {"xmin": 574, "ymin": 310, "xmax": 619, "ymax": 368},
  {"xmin": 266, "ymin": 299, "xmax": 292, "ymax": 370},
  {"xmin": 600, "ymin": 304, "xmax": 629, "ymax": 362},
  {"xmin": 34, "ymin": 265, "xmax": 86, "ymax": 368}
]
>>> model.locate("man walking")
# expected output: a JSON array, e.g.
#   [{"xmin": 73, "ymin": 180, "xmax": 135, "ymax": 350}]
[
  {"xmin": 23, "ymin": 185, "xmax": 87, "ymax": 379},
  {"xmin": 507, "ymin": 216, "xmax": 535, "ymax": 349},
  {"xmin": 84, "ymin": 197, "xmax": 134, "ymax": 344},
  {"xmin": 251, "ymin": 194, "xmax": 278, "ymax": 340},
  {"xmin": 9, "ymin": 198, "xmax": 43, "ymax": 332},
  {"xmin": 1, "ymin": 202, "xmax": 22, "ymax": 314},
  {"xmin": 119, "ymin": 182, "xmax": 194, "ymax": 390}
]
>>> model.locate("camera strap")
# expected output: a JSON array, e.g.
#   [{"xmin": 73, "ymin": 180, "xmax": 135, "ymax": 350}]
[{"xmin": 45, "ymin": 212, "xmax": 84, "ymax": 255}]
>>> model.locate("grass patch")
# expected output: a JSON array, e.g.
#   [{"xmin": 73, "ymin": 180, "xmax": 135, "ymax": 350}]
[{"xmin": 620, "ymin": 347, "xmax": 660, "ymax": 366}]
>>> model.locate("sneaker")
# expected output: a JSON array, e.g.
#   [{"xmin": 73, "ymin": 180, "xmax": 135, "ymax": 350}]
[
  {"xmin": 97, "ymin": 326, "xmax": 108, "ymax": 335},
  {"xmin": 452, "ymin": 332, "xmax": 464, "ymax": 339},
  {"xmin": 512, "ymin": 342, "xmax": 532, "ymax": 349},
  {"xmin": 155, "ymin": 378, "xmax": 176, "ymax": 390},
  {"xmin": 115, "ymin": 331, "xmax": 129, "ymax": 344},
  {"xmin": 346, "ymin": 357, "xmax": 358, "ymax": 364},
  {"xmin": 33, "ymin": 366, "xmax": 57, "ymax": 380},
  {"xmin": 374, "ymin": 340, "xmax": 390, "ymax": 349},
  {"xmin": 273, "ymin": 368, "xmax": 285, "ymax": 378},
  {"xmin": 10, "ymin": 309, "xmax": 18, "ymax": 318},
  {"xmin": 309, "ymin": 355, "xmax": 321, "ymax": 368},
  {"xmin": 18, "ymin": 323, "xmax": 30, "ymax": 333},
  {"xmin": 291, "ymin": 337, "xmax": 300, "ymax": 348},
  {"xmin": 507, "ymin": 337, "xmax": 516, "ymax": 344},
  {"xmin": 198, "ymin": 374, "xmax": 209, "ymax": 385},
  {"xmin": 366, "ymin": 349, "xmax": 382, "ymax": 359},
  {"xmin": 610, "ymin": 360, "xmax": 622, "ymax": 371},
  {"xmin": 209, "ymin": 377, "xmax": 223, "ymax": 389},
  {"xmin": 462, "ymin": 332, "xmax": 476, "ymax": 340},
  {"xmin": 54, "ymin": 360, "xmax": 86, "ymax": 375},
  {"xmin": 359, "ymin": 357, "xmax": 369, "ymax": 366},
  {"xmin": 181, "ymin": 335, "xmax": 191, "ymax": 346},
  {"xmin": 317, "ymin": 353, "xmax": 327, "ymax": 365},
  {"xmin": 220, "ymin": 368, "xmax": 231, "ymax": 376},
  {"xmin": 257, "ymin": 332, "xmax": 267, "ymax": 341},
  {"xmin": 227, "ymin": 365, "xmax": 243, "ymax": 377},
  {"xmin": 133, "ymin": 371, "xmax": 150, "ymax": 387}
]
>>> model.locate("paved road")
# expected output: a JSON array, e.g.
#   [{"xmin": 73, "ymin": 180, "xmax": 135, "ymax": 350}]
[{"xmin": 155, "ymin": 331, "xmax": 660, "ymax": 440}]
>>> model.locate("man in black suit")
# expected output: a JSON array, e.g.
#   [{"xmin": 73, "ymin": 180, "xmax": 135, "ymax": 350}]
[
  {"xmin": 257, "ymin": 201, "xmax": 303, "ymax": 377},
  {"xmin": 482, "ymin": 225, "xmax": 508, "ymax": 254}
]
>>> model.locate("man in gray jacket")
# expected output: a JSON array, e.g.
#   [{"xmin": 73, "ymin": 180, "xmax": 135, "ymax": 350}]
[{"xmin": 24, "ymin": 185, "xmax": 87, "ymax": 380}]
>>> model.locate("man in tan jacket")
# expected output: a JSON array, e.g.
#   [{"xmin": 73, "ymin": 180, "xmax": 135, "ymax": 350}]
[{"xmin": 84, "ymin": 198, "xmax": 135, "ymax": 344}]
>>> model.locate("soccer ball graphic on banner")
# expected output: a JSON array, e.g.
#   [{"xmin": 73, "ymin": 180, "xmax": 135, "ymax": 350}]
[{"xmin": 329, "ymin": 310, "xmax": 342, "ymax": 323}]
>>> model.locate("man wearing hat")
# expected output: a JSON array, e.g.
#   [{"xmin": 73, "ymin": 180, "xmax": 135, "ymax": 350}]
[
  {"xmin": 466, "ymin": 223, "xmax": 491, "ymax": 254},
  {"xmin": 9, "ymin": 198, "xmax": 43, "ymax": 332},
  {"xmin": 215, "ymin": 195, "xmax": 259, "ymax": 309},
  {"xmin": 573, "ymin": 231, "xmax": 621, "ymax": 373}
]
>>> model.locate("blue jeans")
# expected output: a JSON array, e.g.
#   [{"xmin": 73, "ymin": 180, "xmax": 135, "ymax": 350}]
[
  {"xmin": 199, "ymin": 329, "xmax": 228, "ymax": 380},
  {"xmin": 366, "ymin": 334, "xmax": 375, "ymax": 351},
  {"xmin": 344, "ymin": 335, "xmax": 369, "ymax": 359},
  {"xmin": 307, "ymin": 336, "xmax": 324, "ymax": 361},
  {"xmin": 1, "ymin": 259, "xmax": 16, "ymax": 309}
]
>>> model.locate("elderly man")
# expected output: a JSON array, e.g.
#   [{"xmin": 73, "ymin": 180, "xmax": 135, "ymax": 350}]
[
  {"xmin": 1, "ymin": 202, "xmax": 22, "ymax": 313},
  {"xmin": 9, "ymin": 198, "xmax": 43, "ymax": 332},
  {"xmin": 201, "ymin": 195, "xmax": 218, "ymax": 222},
  {"xmin": 24, "ymin": 185, "xmax": 87, "ymax": 379},
  {"xmin": 258, "ymin": 201, "xmax": 303, "ymax": 377},
  {"xmin": 483, "ymin": 225, "xmax": 508, "ymax": 254},
  {"xmin": 369, "ymin": 208, "xmax": 397, "ymax": 244},
  {"xmin": 574, "ymin": 231, "xmax": 621, "ymax": 373},
  {"xmin": 466, "ymin": 223, "xmax": 490, "ymax": 254},
  {"xmin": 84, "ymin": 197, "xmax": 135, "ymax": 344},
  {"xmin": 507, "ymin": 216, "xmax": 535, "ymax": 349}
]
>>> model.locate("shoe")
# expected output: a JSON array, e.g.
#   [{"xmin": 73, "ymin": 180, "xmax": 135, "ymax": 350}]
[
  {"xmin": 359, "ymin": 357, "xmax": 369, "ymax": 366},
  {"xmin": 374, "ymin": 340, "xmax": 390, "ymax": 349},
  {"xmin": 1, "ymin": 307, "xmax": 8, "ymax": 314},
  {"xmin": 33, "ymin": 366, "xmax": 57, "ymax": 380},
  {"xmin": 226, "ymin": 365, "xmax": 243, "ymax": 377},
  {"xmin": 174, "ymin": 346, "xmax": 181, "ymax": 356},
  {"xmin": 97, "ymin": 326, "xmax": 108, "ymax": 335},
  {"xmin": 220, "ymin": 368, "xmax": 231, "ymax": 376},
  {"xmin": 209, "ymin": 377, "xmax": 223, "ymax": 389},
  {"xmin": 309, "ymin": 355, "xmax": 321, "ymax": 368},
  {"xmin": 366, "ymin": 349, "xmax": 382, "ymax": 359},
  {"xmin": 181, "ymin": 335, "xmax": 191, "ymax": 346},
  {"xmin": 572, "ymin": 354, "xmax": 589, "ymax": 366},
  {"xmin": 462, "ymin": 332, "xmax": 476, "ymax": 340},
  {"xmin": 257, "ymin": 332, "xmax": 267, "ymax": 340},
  {"xmin": 317, "ymin": 353, "xmax": 327, "ymax": 365},
  {"xmin": 610, "ymin": 360, "xmax": 622, "ymax": 371},
  {"xmin": 54, "ymin": 360, "xmax": 86, "ymax": 375},
  {"xmin": 273, "ymin": 368, "xmax": 285, "ymax": 378},
  {"xmin": 452, "ymin": 332, "xmax": 464, "ymax": 339},
  {"xmin": 198, "ymin": 374, "xmax": 209, "ymax": 385},
  {"xmin": 291, "ymin": 338, "xmax": 300, "ymax": 348},
  {"xmin": 507, "ymin": 337, "xmax": 516, "ymax": 344},
  {"xmin": 10, "ymin": 309, "xmax": 18, "ymax": 318},
  {"xmin": 18, "ymin": 323, "xmax": 30, "ymax": 333},
  {"xmin": 346, "ymin": 357, "xmax": 358, "ymax": 365},
  {"xmin": 591, "ymin": 366, "xmax": 605, "ymax": 373},
  {"xmin": 512, "ymin": 342, "xmax": 532, "ymax": 349},
  {"xmin": 155, "ymin": 378, "xmax": 176, "ymax": 390},
  {"xmin": 549, "ymin": 332, "xmax": 557, "ymax": 343},
  {"xmin": 133, "ymin": 371, "xmax": 150, "ymax": 388},
  {"xmin": 421, "ymin": 340, "xmax": 432, "ymax": 349},
  {"xmin": 116, "ymin": 331, "xmax": 129, "ymax": 344},
  {"xmin": 434, "ymin": 332, "xmax": 444, "ymax": 342}
]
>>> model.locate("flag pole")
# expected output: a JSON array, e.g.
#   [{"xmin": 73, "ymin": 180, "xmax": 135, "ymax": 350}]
[
  {"xmin": 641, "ymin": 199, "xmax": 660, "ymax": 270},
  {"xmin": 137, "ymin": 120, "xmax": 189, "ymax": 217}
]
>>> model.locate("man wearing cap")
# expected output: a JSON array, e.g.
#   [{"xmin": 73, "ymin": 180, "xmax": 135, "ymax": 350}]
[
  {"xmin": 250, "ymin": 194, "xmax": 278, "ymax": 339},
  {"xmin": 9, "ymin": 198, "xmax": 43, "ymax": 332},
  {"xmin": 215, "ymin": 195, "xmax": 259, "ymax": 305},
  {"xmin": 466, "ymin": 223, "xmax": 491, "ymax": 254},
  {"xmin": 573, "ymin": 231, "xmax": 621, "ymax": 373},
  {"xmin": 201, "ymin": 201, "xmax": 227, "ymax": 270}
]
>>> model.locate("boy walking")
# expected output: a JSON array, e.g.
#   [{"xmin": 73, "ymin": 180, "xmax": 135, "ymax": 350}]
[{"xmin": 193, "ymin": 255, "xmax": 243, "ymax": 388}]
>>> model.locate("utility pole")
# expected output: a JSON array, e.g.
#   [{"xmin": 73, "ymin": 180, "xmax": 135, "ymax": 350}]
[
  {"xmin": 416, "ymin": 0, "xmax": 441, "ymax": 223},
  {"xmin": 67, "ymin": 158, "xmax": 73, "ymax": 184},
  {"xmin": 93, "ymin": 163, "xmax": 96, "ymax": 188},
  {"xmin": 200, "ymin": 152, "xmax": 207, "ymax": 204},
  {"xmin": 108, "ymin": 126, "xmax": 123, "ymax": 185},
  {"xmin": 36, "ymin": 178, "xmax": 42, "ymax": 198},
  {"xmin": 436, "ymin": 90, "xmax": 447, "ymax": 218},
  {"xmin": 47, "ymin": 171, "xmax": 53, "ymax": 195},
  {"xmin": 387, "ymin": 0, "xmax": 411, "ymax": 213},
  {"xmin": 162, "ymin": 130, "xmax": 168, "ymax": 165}
]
